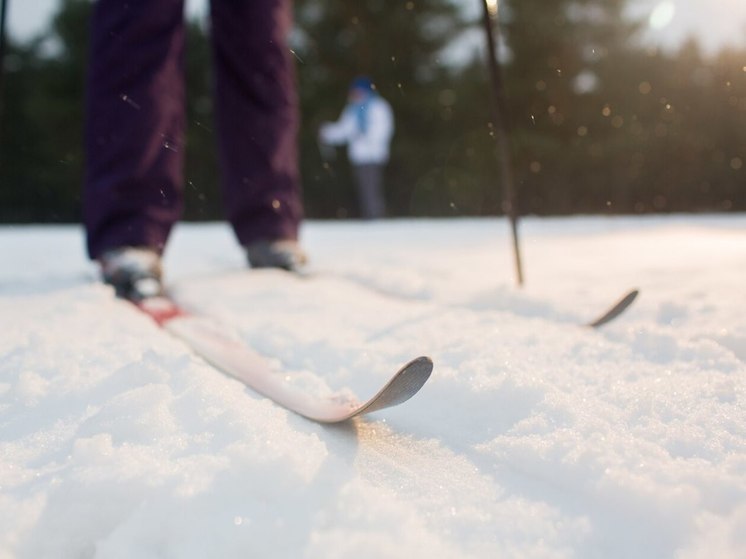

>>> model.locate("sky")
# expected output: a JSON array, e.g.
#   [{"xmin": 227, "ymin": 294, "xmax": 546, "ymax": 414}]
[{"xmin": 5, "ymin": 0, "xmax": 746, "ymax": 56}]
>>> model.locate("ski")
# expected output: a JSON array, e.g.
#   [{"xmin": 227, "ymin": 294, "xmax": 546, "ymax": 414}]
[
  {"xmin": 311, "ymin": 271, "xmax": 639, "ymax": 329},
  {"xmin": 585, "ymin": 288, "xmax": 639, "ymax": 328},
  {"xmin": 133, "ymin": 297, "xmax": 433, "ymax": 423}
]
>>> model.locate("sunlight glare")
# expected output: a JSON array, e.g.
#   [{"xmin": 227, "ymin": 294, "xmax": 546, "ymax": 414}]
[{"xmin": 649, "ymin": 2, "xmax": 676, "ymax": 30}]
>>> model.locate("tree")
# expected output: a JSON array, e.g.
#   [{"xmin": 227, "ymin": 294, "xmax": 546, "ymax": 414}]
[
  {"xmin": 1, "ymin": 0, "xmax": 744, "ymax": 222},
  {"xmin": 496, "ymin": 0, "xmax": 643, "ymax": 213},
  {"xmin": 0, "ymin": 0, "xmax": 89, "ymax": 222}
]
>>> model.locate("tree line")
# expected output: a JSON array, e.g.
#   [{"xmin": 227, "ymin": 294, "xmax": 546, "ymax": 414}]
[{"xmin": 0, "ymin": 0, "xmax": 744, "ymax": 222}]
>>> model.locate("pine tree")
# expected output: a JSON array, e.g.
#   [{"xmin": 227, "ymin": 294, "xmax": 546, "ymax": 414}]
[
  {"xmin": 500, "ymin": 0, "xmax": 642, "ymax": 213},
  {"xmin": 0, "ymin": 0, "xmax": 89, "ymax": 221}
]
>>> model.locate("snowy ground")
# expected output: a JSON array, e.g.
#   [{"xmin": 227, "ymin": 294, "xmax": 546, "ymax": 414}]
[{"xmin": 1, "ymin": 215, "xmax": 745, "ymax": 559}]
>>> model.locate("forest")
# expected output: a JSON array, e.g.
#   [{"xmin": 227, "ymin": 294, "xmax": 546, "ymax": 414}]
[{"xmin": 0, "ymin": 0, "xmax": 744, "ymax": 222}]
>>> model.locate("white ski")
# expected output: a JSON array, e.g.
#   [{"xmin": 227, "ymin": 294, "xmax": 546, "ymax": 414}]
[{"xmin": 154, "ymin": 311, "xmax": 432, "ymax": 423}]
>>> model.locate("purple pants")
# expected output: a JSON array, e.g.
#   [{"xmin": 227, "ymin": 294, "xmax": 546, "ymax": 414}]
[{"xmin": 84, "ymin": 0, "xmax": 302, "ymax": 259}]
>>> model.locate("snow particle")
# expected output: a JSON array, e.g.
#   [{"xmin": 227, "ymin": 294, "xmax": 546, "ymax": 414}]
[{"xmin": 120, "ymin": 93, "xmax": 141, "ymax": 110}]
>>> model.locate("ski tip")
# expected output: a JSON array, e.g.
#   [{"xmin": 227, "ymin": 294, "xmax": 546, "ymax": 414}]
[
  {"xmin": 618, "ymin": 288, "xmax": 640, "ymax": 307},
  {"xmin": 408, "ymin": 355, "xmax": 434, "ymax": 369},
  {"xmin": 587, "ymin": 288, "xmax": 640, "ymax": 328},
  {"xmin": 313, "ymin": 356, "xmax": 434, "ymax": 423},
  {"xmin": 353, "ymin": 356, "xmax": 433, "ymax": 418},
  {"xmin": 614, "ymin": 288, "xmax": 640, "ymax": 307},
  {"xmin": 402, "ymin": 356, "xmax": 434, "ymax": 381},
  {"xmin": 394, "ymin": 356, "xmax": 434, "ymax": 397}
]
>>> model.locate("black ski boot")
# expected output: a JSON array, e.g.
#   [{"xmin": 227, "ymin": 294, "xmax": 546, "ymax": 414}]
[{"xmin": 99, "ymin": 247, "xmax": 164, "ymax": 301}]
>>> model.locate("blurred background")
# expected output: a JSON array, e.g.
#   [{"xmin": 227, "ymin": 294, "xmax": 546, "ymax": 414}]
[{"xmin": 0, "ymin": 0, "xmax": 744, "ymax": 222}]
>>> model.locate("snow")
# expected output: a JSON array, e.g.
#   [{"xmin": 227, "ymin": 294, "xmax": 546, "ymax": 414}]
[{"xmin": 1, "ymin": 215, "xmax": 745, "ymax": 559}]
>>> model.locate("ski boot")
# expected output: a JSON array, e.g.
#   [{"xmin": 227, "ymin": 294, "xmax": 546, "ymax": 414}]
[
  {"xmin": 245, "ymin": 239, "xmax": 308, "ymax": 272},
  {"xmin": 99, "ymin": 247, "xmax": 164, "ymax": 302}
]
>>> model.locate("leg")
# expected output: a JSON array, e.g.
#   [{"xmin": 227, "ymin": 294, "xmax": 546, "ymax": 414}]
[
  {"xmin": 209, "ymin": 0, "xmax": 303, "ymax": 245},
  {"xmin": 353, "ymin": 164, "xmax": 387, "ymax": 219},
  {"xmin": 84, "ymin": 0, "xmax": 186, "ymax": 259}
]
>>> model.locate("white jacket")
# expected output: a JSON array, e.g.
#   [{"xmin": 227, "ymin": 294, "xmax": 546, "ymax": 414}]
[{"xmin": 320, "ymin": 96, "xmax": 394, "ymax": 165}]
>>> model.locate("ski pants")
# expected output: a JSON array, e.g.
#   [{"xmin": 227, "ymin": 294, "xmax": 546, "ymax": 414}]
[
  {"xmin": 352, "ymin": 163, "xmax": 387, "ymax": 220},
  {"xmin": 84, "ymin": 0, "xmax": 302, "ymax": 259}
]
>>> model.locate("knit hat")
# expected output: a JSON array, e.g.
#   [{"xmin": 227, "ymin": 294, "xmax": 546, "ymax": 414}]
[{"xmin": 349, "ymin": 76, "xmax": 374, "ymax": 93}]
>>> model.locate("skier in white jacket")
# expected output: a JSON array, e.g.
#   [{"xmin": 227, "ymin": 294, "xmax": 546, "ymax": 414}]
[{"xmin": 319, "ymin": 77, "xmax": 394, "ymax": 219}]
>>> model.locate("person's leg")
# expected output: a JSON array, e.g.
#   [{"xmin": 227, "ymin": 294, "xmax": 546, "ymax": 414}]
[
  {"xmin": 353, "ymin": 164, "xmax": 386, "ymax": 219},
  {"xmin": 209, "ymin": 0, "xmax": 303, "ymax": 246},
  {"xmin": 84, "ymin": 0, "xmax": 186, "ymax": 259}
]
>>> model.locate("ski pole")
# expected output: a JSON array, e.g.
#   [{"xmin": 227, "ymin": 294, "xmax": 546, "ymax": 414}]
[
  {"xmin": 480, "ymin": 0, "xmax": 524, "ymax": 286},
  {"xmin": 0, "ymin": 0, "xmax": 8, "ymax": 113}
]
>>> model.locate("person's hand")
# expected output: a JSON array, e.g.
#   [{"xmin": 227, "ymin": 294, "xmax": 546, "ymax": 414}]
[{"xmin": 318, "ymin": 123, "xmax": 329, "ymax": 140}]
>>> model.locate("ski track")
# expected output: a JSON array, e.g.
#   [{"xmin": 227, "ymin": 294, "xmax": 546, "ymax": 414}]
[{"xmin": 1, "ymin": 216, "xmax": 745, "ymax": 558}]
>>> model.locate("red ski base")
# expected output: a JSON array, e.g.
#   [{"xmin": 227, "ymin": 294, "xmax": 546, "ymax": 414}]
[{"xmin": 135, "ymin": 297, "xmax": 188, "ymax": 326}]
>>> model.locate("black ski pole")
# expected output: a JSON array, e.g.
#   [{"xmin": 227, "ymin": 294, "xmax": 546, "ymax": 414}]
[
  {"xmin": 0, "ymin": 0, "xmax": 8, "ymax": 119},
  {"xmin": 480, "ymin": 0, "xmax": 524, "ymax": 286}
]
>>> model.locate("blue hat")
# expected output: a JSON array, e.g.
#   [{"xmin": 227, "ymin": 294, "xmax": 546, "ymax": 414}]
[{"xmin": 350, "ymin": 76, "xmax": 374, "ymax": 92}]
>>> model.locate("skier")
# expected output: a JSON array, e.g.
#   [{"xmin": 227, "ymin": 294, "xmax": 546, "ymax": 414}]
[
  {"xmin": 85, "ymin": 0, "xmax": 307, "ymax": 301},
  {"xmin": 319, "ymin": 77, "xmax": 394, "ymax": 220}
]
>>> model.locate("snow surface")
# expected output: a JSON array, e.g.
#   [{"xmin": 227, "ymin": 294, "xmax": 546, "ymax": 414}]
[{"xmin": 1, "ymin": 215, "xmax": 745, "ymax": 559}]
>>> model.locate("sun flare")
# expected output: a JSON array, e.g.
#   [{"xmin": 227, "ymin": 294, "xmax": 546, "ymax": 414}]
[{"xmin": 649, "ymin": 1, "xmax": 676, "ymax": 30}]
